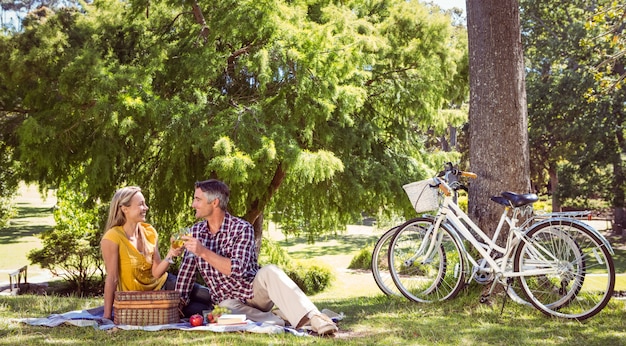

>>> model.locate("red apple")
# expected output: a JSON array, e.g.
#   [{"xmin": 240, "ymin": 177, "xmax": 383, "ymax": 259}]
[{"xmin": 189, "ymin": 314, "xmax": 204, "ymax": 327}]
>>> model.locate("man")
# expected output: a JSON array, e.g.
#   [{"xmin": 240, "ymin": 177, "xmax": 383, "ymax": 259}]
[{"xmin": 175, "ymin": 179, "xmax": 338, "ymax": 335}]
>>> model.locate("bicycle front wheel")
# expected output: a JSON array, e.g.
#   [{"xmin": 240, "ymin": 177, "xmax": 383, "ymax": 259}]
[
  {"xmin": 371, "ymin": 226, "xmax": 402, "ymax": 296},
  {"xmin": 388, "ymin": 217, "xmax": 466, "ymax": 303},
  {"xmin": 514, "ymin": 219, "xmax": 615, "ymax": 321}
]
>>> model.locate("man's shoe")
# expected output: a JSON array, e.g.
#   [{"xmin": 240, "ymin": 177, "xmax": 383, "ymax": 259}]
[{"xmin": 310, "ymin": 313, "xmax": 338, "ymax": 335}]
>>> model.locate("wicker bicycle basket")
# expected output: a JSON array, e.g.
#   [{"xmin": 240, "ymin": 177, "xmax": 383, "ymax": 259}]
[
  {"xmin": 403, "ymin": 179, "xmax": 440, "ymax": 213},
  {"xmin": 113, "ymin": 290, "xmax": 180, "ymax": 326}
]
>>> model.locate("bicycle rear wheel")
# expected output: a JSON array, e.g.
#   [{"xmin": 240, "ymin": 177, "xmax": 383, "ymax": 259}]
[
  {"xmin": 371, "ymin": 226, "xmax": 402, "ymax": 296},
  {"xmin": 388, "ymin": 217, "xmax": 466, "ymax": 303},
  {"xmin": 514, "ymin": 219, "xmax": 615, "ymax": 320}
]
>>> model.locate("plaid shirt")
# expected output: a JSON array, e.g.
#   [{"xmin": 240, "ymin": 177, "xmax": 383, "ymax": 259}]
[{"xmin": 175, "ymin": 213, "xmax": 260, "ymax": 305}]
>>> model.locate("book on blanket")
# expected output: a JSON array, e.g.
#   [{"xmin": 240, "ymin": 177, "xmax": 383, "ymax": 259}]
[{"xmin": 217, "ymin": 314, "xmax": 247, "ymax": 325}]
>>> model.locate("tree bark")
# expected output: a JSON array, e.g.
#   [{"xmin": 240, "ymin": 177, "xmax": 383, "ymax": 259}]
[
  {"xmin": 548, "ymin": 161, "xmax": 560, "ymax": 212},
  {"xmin": 191, "ymin": 1, "xmax": 209, "ymax": 41},
  {"xmin": 613, "ymin": 129, "xmax": 626, "ymax": 236},
  {"xmin": 467, "ymin": 0, "xmax": 531, "ymax": 242},
  {"xmin": 243, "ymin": 163, "xmax": 287, "ymax": 244}
]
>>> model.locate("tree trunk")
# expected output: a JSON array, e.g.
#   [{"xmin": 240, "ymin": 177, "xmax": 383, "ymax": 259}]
[
  {"xmin": 467, "ymin": 0, "xmax": 531, "ymax": 243},
  {"xmin": 612, "ymin": 130, "xmax": 626, "ymax": 236},
  {"xmin": 548, "ymin": 161, "xmax": 560, "ymax": 212},
  {"xmin": 252, "ymin": 213, "xmax": 264, "ymax": 255},
  {"xmin": 243, "ymin": 163, "xmax": 287, "ymax": 244}
]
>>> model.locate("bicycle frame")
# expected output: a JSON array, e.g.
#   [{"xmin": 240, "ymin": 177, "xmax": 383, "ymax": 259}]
[{"xmin": 420, "ymin": 179, "xmax": 576, "ymax": 284}]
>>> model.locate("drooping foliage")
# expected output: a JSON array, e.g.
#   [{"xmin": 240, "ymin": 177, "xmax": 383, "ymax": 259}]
[{"xmin": 1, "ymin": 0, "xmax": 468, "ymax": 241}]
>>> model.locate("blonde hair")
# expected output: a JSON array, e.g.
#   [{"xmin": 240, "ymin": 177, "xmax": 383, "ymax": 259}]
[{"xmin": 104, "ymin": 186, "xmax": 142, "ymax": 231}]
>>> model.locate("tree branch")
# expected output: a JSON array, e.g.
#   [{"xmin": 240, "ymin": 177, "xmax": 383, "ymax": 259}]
[{"xmin": 191, "ymin": 1, "xmax": 209, "ymax": 42}]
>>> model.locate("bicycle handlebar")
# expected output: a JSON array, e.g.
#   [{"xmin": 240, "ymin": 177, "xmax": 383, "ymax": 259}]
[
  {"xmin": 436, "ymin": 177, "xmax": 452, "ymax": 196},
  {"xmin": 438, "ymin": 162, "xmax": 477, "ymax": 179},
  {"xmin": 461, "ymin": 171, "xmax": 477, "ymax": 179},
  {"xmin": 434, "ymin": 162, "xmax": 477, "ymax": 196}
]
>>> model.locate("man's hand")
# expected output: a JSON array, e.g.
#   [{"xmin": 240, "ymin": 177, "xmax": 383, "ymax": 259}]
[{"xmin": 182, "ymin": 235, "xmax": 205, "ymax": 256}]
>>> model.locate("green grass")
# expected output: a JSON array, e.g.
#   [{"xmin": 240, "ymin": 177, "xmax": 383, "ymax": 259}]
[
  {"xmin": 2, "ymin": 286, "xmax": 626, "ymax": 345},
  {"xmin": 2, "ymin": 186, "xmax": 626, "ymax": 344}
]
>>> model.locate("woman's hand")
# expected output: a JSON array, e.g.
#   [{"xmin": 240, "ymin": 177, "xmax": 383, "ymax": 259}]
[{"xmin": 168, "ymin": 238, "xmax": 184, "ymax": 257}]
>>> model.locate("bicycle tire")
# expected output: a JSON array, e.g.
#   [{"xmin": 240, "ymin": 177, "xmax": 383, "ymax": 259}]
[
  {"xmin": 371, "ymin": 226, "xmax": 402, "ymax": 296},
  {"xmin": 514, "ymin": 219, "xmax": 614, "ymax": 321},
  {"xmin": 388, "ymin": 217, "xmax": 466, "ymax": 303}
]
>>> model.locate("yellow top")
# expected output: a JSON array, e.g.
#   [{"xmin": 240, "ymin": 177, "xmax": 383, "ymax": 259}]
[{"xmin": 102, "ymin": 223, "xmax": 167, "ymax": 291}]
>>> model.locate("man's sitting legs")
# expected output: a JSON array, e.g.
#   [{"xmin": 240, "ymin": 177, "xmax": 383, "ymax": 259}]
[{"xmin": 219, "ymin": 299, "xmax": 285, "ymax": 326}]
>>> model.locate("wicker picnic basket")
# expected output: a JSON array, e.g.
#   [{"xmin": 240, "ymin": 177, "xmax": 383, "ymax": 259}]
[
  {"xmin": 113, "ymin": 290, "xmax": 180, "ymax": 326},
  {"xmin": 403, "ymin": 178, "xmax": 440, "ymax": 213}
]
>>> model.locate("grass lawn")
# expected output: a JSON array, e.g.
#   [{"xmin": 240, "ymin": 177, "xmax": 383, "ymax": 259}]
[
  {"xmin": 1, "ymin": 185, "xmax": 626, "ymax": 345},
  {"xmin": 0, "ymin": 183, "xmax": 56, "ymax": 281}
]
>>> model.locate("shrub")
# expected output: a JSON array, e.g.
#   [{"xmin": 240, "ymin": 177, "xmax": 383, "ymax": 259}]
[
  {"xmin": 258, "ymin": 237, "xmax": 291, "ymax": 267},
  {"xmin": 27, "ymin": 178, "xmax": 105, "ymax": 295},
  {"xmin": 533, "ymin": 198, "xmax": 552, "ymax": 213},
  {"xmin": 283, "ymin": 261, "xmax": 333, "ymax": 295},
  {"xmin": 348, "ymin": 244, "xmax": 374, "ymax": 270},
  {"xmin": 0, "ymin": 193, "xmax": 16, "ymax": 229},
  {"xmin": 259, "ymin": 237, "xmax": 333, "ymax": 294}
]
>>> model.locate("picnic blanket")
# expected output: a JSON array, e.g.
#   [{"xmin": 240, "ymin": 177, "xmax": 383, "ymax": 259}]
[{"xmin": 16, "ymin": 306, "xmax": 343, "ymax": 336}]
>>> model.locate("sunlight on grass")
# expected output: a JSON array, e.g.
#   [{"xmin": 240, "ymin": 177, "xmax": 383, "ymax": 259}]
[
  {"xmin": 0, "ymin": 184, "xmax": 55, "ymax": 276},
  {"xmin": 615, "ymin": 273, "xmax": 626, "ymax": 291}
]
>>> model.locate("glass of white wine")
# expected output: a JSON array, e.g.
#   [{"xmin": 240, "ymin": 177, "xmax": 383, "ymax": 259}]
[
  {"xmin": 171, "ymin": 227, "xmax": 191, "ymax": 248},
  {"xmin": 168, "ymin": 227, "xmax": 191, "ymax": 263}
]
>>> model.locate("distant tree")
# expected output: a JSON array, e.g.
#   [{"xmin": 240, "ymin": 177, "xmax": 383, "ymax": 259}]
[
  {"xmin": 1, "ymin": 0, "xmax": 79, "ymax": 30},
  {"xmin": 522, "ymin": 0, "xmax": 626, "ymax": 235},
  {"xmin": 585, "ymin": 2, "xmax": 625, "ymax": 90},
  {"xmin": 521, "ymin": 0, "xmax": 602, "ymax": 211}
]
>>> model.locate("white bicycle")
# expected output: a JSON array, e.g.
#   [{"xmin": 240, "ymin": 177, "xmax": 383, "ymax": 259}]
[{"xmin": 388, "ymin": 164, "xmax": 615, "ymax": 320}]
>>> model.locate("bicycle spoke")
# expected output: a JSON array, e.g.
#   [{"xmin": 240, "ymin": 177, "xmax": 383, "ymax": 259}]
[
  {"xmin": 388, "ymin": 217, "xmax": 465, "ymax": 303},
  {"xmin": 515, "ymin": 220, "xmax": 614, "ymax": 321}
]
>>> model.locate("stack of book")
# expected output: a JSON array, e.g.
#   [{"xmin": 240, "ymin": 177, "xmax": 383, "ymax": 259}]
[{"xmin": 216, "ymin": 314, "xmax": 247, "ymax": 325}]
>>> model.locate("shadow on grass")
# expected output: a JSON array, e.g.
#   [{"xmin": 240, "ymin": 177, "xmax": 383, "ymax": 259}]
[
  {"xmin": 611, "ymin": 247, "xmax": 626, "ymax": 273},
  {"xmin": 0, "ymin": 205, "xmax": 54, "ymax": 244},
  {"xmin": 276, "ymin": 233, "xmax": 380, "ymax": 257},
  {"xmin": 11, "ymin": 205, "xmax": 54, "ymax": 220},
  {"xmin": 0, "ymin": 225, "xmax": 52, "ymax": 244}
]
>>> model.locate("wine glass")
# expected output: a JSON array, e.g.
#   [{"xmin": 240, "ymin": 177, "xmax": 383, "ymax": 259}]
[
  {"xmin": 168, "ymin": 227, "xmax": 191, "ymax": 263},
  {"xmin": 172, "ymin": 227, "xmax": 191, "ymax": 247}
]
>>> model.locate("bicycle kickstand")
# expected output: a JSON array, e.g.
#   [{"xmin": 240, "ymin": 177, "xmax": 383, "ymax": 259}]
[{"xmin": 500, "ymin": 279, "xmax": 513, "ymax": 315}]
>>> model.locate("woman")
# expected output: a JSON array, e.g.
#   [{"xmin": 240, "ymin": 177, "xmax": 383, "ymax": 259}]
[{"xmin": 100, "ymin": 186, "xmax": 211, "ymax": 320}]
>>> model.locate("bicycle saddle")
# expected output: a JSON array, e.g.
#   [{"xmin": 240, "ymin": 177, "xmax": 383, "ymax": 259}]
[{"xmin": 490, "ymin": 191, "xmax": 538, "ymax": 208}]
